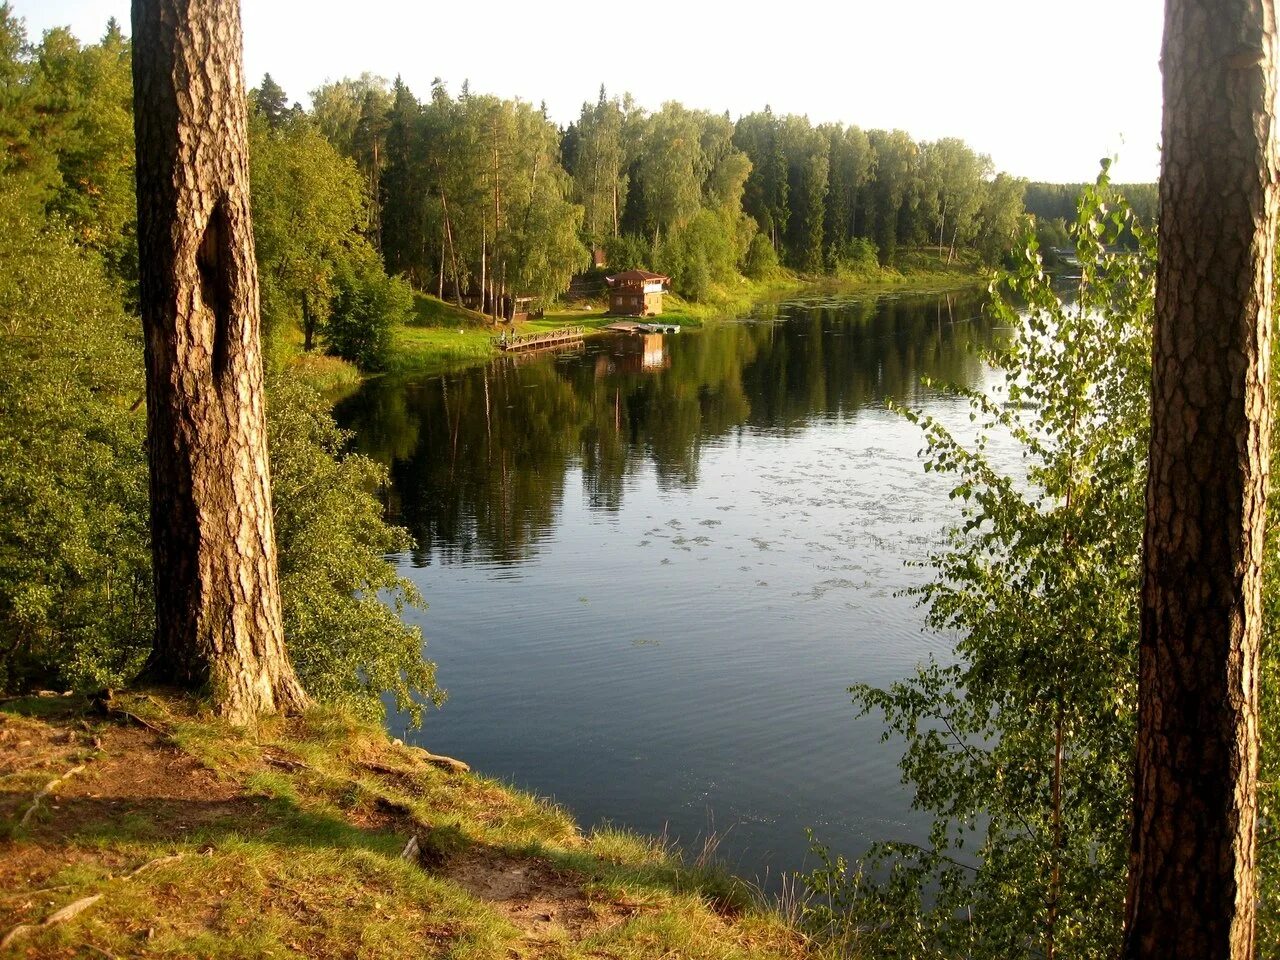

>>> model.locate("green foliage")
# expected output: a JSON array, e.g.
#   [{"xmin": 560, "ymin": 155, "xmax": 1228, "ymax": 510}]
[
  {"xmin": 325, "ymin": 251, "xmax": 413, "ymax": 371},
  {"xmin": 567, "ymin": 86, "xmax": 631, "ymax": 247},
  {"xmin": 633, "ymin": 102, "xmax": 706, "ymax": 243},
  {"xmin": 0, "ymin": 176, "xmax": 435, "ymax": 713},
  {"xmin": 250, "ymin": 72, "xmax": 290, "ymax": 129},
  {"xmin": 1034, "ymin": 216, "xmax": 1071, "ymax": 253},
  {"xmin": 0, "ymin": 6, "xmax": 438, "ymax": 717},
  {"xmin": 975, "ymin": 172, "xmax": 1028, "ymax": 266},
  {"xmin": 1024, "ymin": 181, "xmax": 1158, "ymax": 228},
  {"xmin": 0, "ymin": 184, "xmax": 150, "ymax": 690},
  {"xmin": 267, "ymin": 372, "xmax": 441, "ymax": 724},
  {"xmin": 656, "ymin": 207, "xmax": 752, "ymax": 300},
  {"xmin": 742, "ymin": 232, "xmax": 780, "ymax": 280},
  {"xmin": 297, "ymin": 72, "xmax": 1025, "ymax": 302},
  {"xmin": 368, "ymin": 85, "xmax": 587, "ymax": 303},
  {"xmin": 805, "ymin": 171, "xmax": 1156, "ymax": 958},
  {"xmin": 827, "ymin": 237, "xmax": 879, "ymax": 276},
  {"xmin": 249, "ymin": 108, "xmax": 370, "ymax": 350},
  {"xmin": 604, "ymin": 232, "xmax": 652, "ymax": 273},
  {"xmin": 0, "ymin": 9, "xmax": 137, "ymax": 288},
  {"xmin": 1024, "ymin": 181, "xmax": 1156, "ymax": 252}
]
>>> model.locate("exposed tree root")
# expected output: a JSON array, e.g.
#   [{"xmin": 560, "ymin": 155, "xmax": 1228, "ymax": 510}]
[
  {"xmin": 0, "ymin": 894, "xmax": 102, "ymax": 949},
  {"xmin": 18, "ymin": 764, "xmax": 85, "ymax": 828},
  {"xmin": 0, "ymin": 854, "xmax": 185, "ymax": 950},
  {"xmin": 410, "ymin": 748, "xmax": 470, "ymax": 773}
]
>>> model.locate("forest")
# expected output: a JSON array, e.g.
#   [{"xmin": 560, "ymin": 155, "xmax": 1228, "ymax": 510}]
[
  {"xmin": 290, "ymin": 77, "xmax": 1028, "ymax": 307},
  {"xmin": 0, "ymin": 7, "xmax": 1030, "ymax": 376}
]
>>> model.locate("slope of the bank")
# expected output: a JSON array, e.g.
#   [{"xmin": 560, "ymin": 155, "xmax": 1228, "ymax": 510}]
[{"xmin": 1, "ymin": 693, "xmax": 813, "ymax": 959}]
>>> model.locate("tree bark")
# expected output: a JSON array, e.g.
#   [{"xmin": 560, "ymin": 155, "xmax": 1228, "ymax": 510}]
[
  {"xmin": 1123, "ymin": 1, "xmax": 1278, "ymax": 956},
  {"xmin": 132, "ymin": 0, "xmax": 308, "ymax": 725}
]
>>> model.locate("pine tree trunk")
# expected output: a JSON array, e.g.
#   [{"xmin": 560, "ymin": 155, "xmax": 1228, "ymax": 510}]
[
  {"xmin": 1123, "ymin": 1, "xmax": 1278, "ymax": 956},
  {"xmin": 132, "ymin": 0, "xmax": 308, "ymax": 725}
]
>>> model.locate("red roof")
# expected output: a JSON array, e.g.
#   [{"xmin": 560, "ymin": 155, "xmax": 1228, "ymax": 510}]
[{"xmin": 606, "ymin": 270, "xmax": 669, "ymax": 285}]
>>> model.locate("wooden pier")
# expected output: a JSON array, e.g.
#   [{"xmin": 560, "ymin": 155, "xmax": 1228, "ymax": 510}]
[
  {"xmin": 492, "ymin": 326, "xmax": 585, "ymax": 353},
  {"xmin": 603, "ymin": 320, "xmax": 681, "ymax": 335}
]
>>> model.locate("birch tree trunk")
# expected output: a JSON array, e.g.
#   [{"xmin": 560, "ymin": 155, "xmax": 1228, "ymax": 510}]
[
  {"xmin": 132, "ymin": 0, "xmax": 308, "ymax": 725},
  {"xmin": 1123, "ymin": 1, "xmax": 1278, "ymax": 956}
]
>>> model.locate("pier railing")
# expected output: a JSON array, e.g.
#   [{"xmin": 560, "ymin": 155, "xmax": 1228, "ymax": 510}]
[{"xmin": 493, "ymin": 326, "xmax": 585, "ymax": 353}]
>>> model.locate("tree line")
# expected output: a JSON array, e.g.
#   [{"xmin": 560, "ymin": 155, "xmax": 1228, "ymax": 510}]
[
  {"xmin": 0, "ymin": 13, "xmax": 1030, "ymax": 375},
  {"xmin": 316, "ymin": 77, "xmax": 1029, "ymax": 307}
]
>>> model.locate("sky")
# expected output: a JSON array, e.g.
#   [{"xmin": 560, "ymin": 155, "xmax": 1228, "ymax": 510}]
[{"xmin": 15, "ymin": 0, "xmax": 1165, "ymax": 184}]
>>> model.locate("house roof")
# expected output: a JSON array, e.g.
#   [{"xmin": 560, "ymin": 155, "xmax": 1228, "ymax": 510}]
[{"xmin": 605, "ymin": 269, "xmax": 670, "ymax": 285}]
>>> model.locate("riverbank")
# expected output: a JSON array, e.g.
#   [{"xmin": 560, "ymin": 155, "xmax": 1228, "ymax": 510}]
[
  {"xmin": 1, "ymin": 692, "xmax": 813, "ymax": 959},
  {"xmin": 372, "ymin": 254, "xmax": 986, "ymax": 381}
]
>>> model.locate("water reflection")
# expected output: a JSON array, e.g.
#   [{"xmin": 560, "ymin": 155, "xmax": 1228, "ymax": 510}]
[
  {"xmin": 333, "ymin": 289, "xmax": 999, "ymax": 889},
  {"xmin": 336, "ymin": 290, "xmax": 992, "ymax": 568}
]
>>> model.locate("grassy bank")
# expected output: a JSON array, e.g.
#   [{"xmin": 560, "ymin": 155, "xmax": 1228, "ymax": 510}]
[
  {"xmin": 1, "ymin": 693, "xmax": 814, "ymax": 959},
  {"xmin": 380, "ymin": 252, "xmax": 986, "ymax": 380}
]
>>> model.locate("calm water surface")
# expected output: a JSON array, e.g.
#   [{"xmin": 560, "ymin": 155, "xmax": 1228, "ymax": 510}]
[{"xmin": 335, "ymin": 289, "xmax": 1004, "ymax": 887}]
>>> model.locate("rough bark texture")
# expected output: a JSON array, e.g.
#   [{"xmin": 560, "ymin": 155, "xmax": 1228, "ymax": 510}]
[
  {"xmin": 132, "ymin": 0, "xmax": 308, "ymax": 724},
  {"xmin": 1123, "ymin": 1, "xmax": 1278, "ymax": 956}
]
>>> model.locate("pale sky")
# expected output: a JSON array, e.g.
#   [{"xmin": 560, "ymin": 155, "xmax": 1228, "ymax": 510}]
[{"xmin": 15, "ymin": 0, "xmax": 1164, "ymax": 183}]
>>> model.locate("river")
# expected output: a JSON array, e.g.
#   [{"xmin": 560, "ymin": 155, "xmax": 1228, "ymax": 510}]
[{"xmin": 334, "ymin": 288, "xmax": 1003, "ymax": 889}]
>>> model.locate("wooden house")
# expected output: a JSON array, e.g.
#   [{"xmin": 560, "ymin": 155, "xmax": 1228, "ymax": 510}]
[{"xmin": 606, "ymin": 269, "xmax": 669, "ymax": 317}]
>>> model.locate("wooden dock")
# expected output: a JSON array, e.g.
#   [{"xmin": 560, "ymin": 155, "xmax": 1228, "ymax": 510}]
[
  {"xmin": 492, "ymin": 326, "xmax": 585, "ymax": 353},
  {"xmin": 603, "ymin": 320, "xmax": 681, "ymax": 335}
]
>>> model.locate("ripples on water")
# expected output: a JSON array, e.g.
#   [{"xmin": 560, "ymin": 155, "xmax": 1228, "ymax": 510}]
[{"xmin": 335, "ymin": 289, "xmax": 1006, "ymax": 888}]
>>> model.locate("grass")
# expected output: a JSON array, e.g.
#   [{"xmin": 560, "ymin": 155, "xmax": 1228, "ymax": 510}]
[
  {"xmin": 410, "ymin": 291, "xmax": 490, "ymax": 327},
  {"xmin": 386, "ymin": 324, "xmax": 501, "ymax": 376},
  {"xmin": 0, "ymin": 692, "xmax": 817, "ymax": 959},
  {"xmin": 830, "ymin": 246, "xmax": 989, "ymax": 293},
  {"xmin": 285, "ymin": 352, "xmax": 363, "ymax": 395}
]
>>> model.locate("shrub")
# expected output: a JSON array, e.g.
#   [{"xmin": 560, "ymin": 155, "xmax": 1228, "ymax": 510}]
[
  {"xmin": 0, "ymin": 184, "xmax": 439, "ymax": 721},
  {"xmin": 741, "ymin": 233, "xmax": 779, "ymax": 280},
  {"xmin": 0, "ymin": 186, "xmax": 152, "ymax": 690},
  {"xmin": 828, "ymin": 237, "xmax": 879, "ymax": 276},
  {"xmin": 268, "ymin": 371, "xmax": 442, "ymax": 723},
  {"xmin": 325, "ymin": 253, "xmax": 413, "ymax": 372}
]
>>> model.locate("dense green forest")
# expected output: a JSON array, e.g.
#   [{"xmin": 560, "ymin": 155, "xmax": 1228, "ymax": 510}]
[
  {"xmin": 1024, "ymin": 181, "xmax": 1159, "ymax": 224},
  {"xmin": 0, "ymin": 8, "xmax": 1034, "ymax": 379},
  {"xmin": 320, "ymin": 79, "xmax": 1027, "ymax": 305}
]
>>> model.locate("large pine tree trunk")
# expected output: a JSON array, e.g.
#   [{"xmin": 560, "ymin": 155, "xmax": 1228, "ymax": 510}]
[
  {"xmin": 132, "ymin": 0, "xmax": 308, "ymax": 725},
  {"xmin": 1123, "ymin": 1, "xmax": 1278, "ymax": 956}
]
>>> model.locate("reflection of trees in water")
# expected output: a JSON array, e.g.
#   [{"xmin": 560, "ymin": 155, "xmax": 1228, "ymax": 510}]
[
  {"xmin": 334, "ymin": 291, "xmax": 993, "ymax": 565},
  {"xmin": 742, "ymin": 292, "xmax": 990, "ymax": 428}
]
